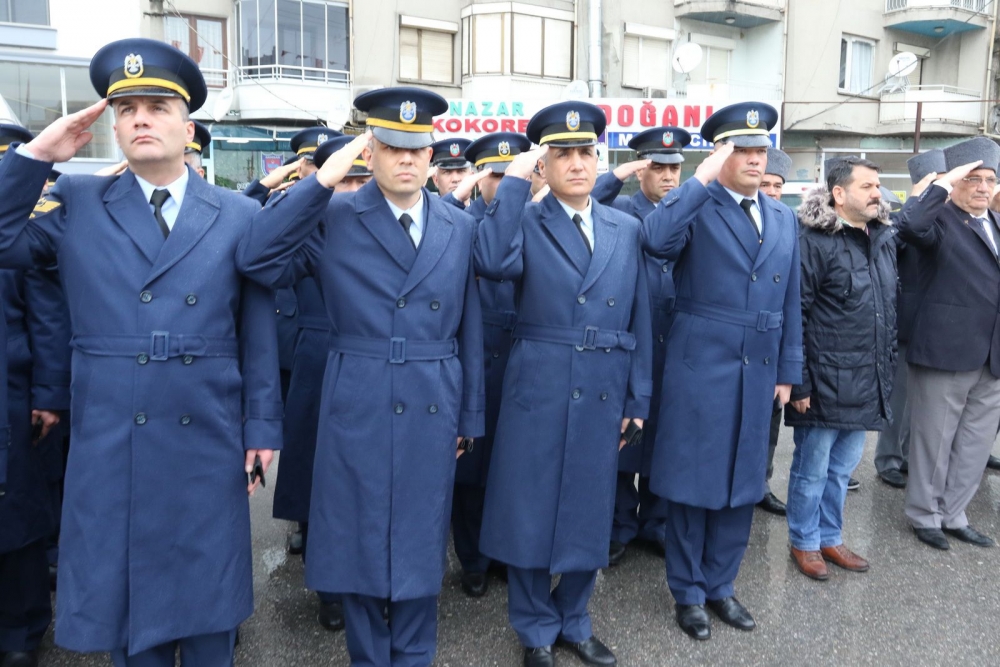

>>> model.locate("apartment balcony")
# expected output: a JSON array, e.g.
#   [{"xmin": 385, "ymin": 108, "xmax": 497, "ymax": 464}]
[
  {"xmin": 879, "ymin": 85, "xmax": 982, "ymax": 132},
  {"xmin": 673, "ymin": 0, "xmax": 784, "ymax": 29},
  {"xmin": 219, "ymin": 65, "xmax": 352, "ymax": 123},
  {"xmin": 884, "ymin": 0, "xmax": 991, "ymax": 37}
]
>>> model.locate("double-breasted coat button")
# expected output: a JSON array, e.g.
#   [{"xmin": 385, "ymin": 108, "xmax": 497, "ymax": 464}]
[
  {"xmin": 743, "ymin": 356, "xmax": 750, "ymax": 365},
  {"xmin": 575, "ymin": 345, "xmax": 584, "ymax": 352},
  {"xmin": 492, "ymin": 351, "xmax": 500, "ymax": 358},
  {"xmin": 182, "ymin": 355, "xmax": 194, "ymax": 365},
  {"xmin": 661, "ymin": 263, "xmax": 669, "ymax": 273},
  {"xmin": 185, "ymin": 294, "xmax": 197, "ymax": 305},
  {"xmin": 134, "ymin": 413, "xmax": 147, "ymax": 425},
  {"xmin": 394, "ymin": 403, "xmax": 404, "ymax": 414},
  {"xmin": 600, "ymin": 392, "xmax": 608, "ymax": 401},
  {"xmin": 180, "ymin": 415, "xmax": 191, "ymax": 425},
  {"xmin": 577, "ymin": 295, "xmax": 586, "ymax": 304},
  {"xmin": 774, "ymin": 274, "xmax": 781, "ymax": 283},
  {"xmin": 607, "ymin": 297, "xmax": 615, "ymax": 306},
  {"xmin": 658, "ymin": 334, "xmax": 665, "ymax": 343},
  {"xmin": 764, "ymin": 357, "xmax": 771, "ymax": 365},
  {"xmin": 571, "ymin": 389, "xmax": 581, "ymax": 399},
  {"xmin": 396, "ymin": 298, "xmax": 406, "ymax": 308},
  {"xmin": 139, "ymin": 291, "xmax": 152, "ymax": 303},
  {"xmin": 430, "ymin": 300, "xmax": 440, "ymax": 310},
  {"xmin": 751, "ymin": 273, "xmax": 758, "ymax": 282},
  {"xmin": 428, "ymin": 405, "xmax": 438, "ymax": 414},
  {"xmin": 137, "ymin": 353, "xmax": 149, "ymax": 365}
]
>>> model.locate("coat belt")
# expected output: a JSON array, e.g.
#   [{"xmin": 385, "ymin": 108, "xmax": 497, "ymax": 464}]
[
  {"xmin": 513, "ymin": 322, "xmax": 636, "ymax": 351},
  {"xmin": 71, "ymin": 333, "xmax": 240, "ymax": 360},
  {"xmin": 482, "ymin": 309, "xmax": 517, "ymax": 330},
  {"xmin": 297, "ymin": 315, "xmax": 331, "ymax": 332},
  {"xmin": 652, "ymin": 296, "xmax": 676, "ymax": 313},
  {"xmin": 329, "ymin": 333, "xmax": 459, "ymax": 364},
  {"xmin": 674, "ymin": 298, "xmax": 782, "ymax": 332}
]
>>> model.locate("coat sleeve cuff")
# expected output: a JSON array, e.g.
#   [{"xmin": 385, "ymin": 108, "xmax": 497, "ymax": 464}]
[
  {"xmin": 243, "ymin": 418, "xmax": 282, "ymax": 451},
  {"xmin": 777, "ymin": 345, "xmax": 804, "ymax": 385},
  {"xmin": 32, "ymin": 385, "xmax": 71, "ymax": 412},
  {"xmin": 624, "ymin": 397, "xmax": 651, "ymax": 421},
  {"xmin": 459, "ymin": 408, "xmax": 485, "ymax": 439}
]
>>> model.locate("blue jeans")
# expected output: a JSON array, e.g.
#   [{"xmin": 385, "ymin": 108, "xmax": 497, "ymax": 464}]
[{"xmin": 786, "ymin": 427, "xmax": 866, "ymax": 551}]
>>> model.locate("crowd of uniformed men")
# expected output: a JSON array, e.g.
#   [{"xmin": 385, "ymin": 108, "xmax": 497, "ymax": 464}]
[{"xmin": 1, "ymin": 36, "xmax": 999, "ymax": 667}]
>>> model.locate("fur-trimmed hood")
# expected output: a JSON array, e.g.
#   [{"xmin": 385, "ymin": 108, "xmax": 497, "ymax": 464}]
[{"xmin": 797, "ymin": 186, "xmax": 892, "ymax": 234}]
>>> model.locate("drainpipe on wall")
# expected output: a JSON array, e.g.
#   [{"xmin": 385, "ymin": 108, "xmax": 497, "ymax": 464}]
[
  {"xmin": 982, "ymin": 2, "xmax": 998, "ymax": 136},
  {"xmin": 588, "ymin": 0, "xmax": 602, "ymax": 97},
  {"xmin": 780, "ymin": 0, "xmax": 789, "ymax": 145}
]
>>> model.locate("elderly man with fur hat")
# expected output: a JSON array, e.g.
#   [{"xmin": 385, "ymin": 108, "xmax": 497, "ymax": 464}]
[{"xmin": 784, "ymin": 156, "xmax": 899, "ymax": 580}]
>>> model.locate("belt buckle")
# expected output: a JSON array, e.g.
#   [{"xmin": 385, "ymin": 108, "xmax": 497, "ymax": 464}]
[
  {"xmin": 756, "ymin": 311, "xmax": 769, "ymax": 333},
  {"xmin": 150, "ymin": 331, "xmax": 170, "ymax": 361},
  {"xmin": 389, "ymin": 337, "xmax": 406, "ymax": 364},
  {"xmin": 582, "ymin": 326, "xmax": 599, "ymax": 350}
]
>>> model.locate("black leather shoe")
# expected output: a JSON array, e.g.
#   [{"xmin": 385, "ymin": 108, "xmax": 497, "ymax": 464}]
[
  {"xmin": 608, "ymin": 541, "xmax": 626, "ymax": 566},
  {"xmin": 287, "ymin": 529, "xmax": 304, "ymax": 555},
  {"xmin": 675, "ymin": 604, "xmax": 711, "ymax": 640},
  {"xmin": 756, "ymin": 492, "xmax": 786, "ymax": 516},
  {"xmin": 1, "ymin": 651, "xmax": 39, "ymax": 667},
  {"xmin": 900, "ymin": 461, "xmax": 908, "ymax": 474},
  {"xmin": 559, "ymin": 636, "xmax": 616, "ymax": 666},
  {"xmin": 847, "ymin": 477, "xmax": 860, "ymax": 491},
  {"xmin": 913, "ymin": 527, "xmax": 950, "ymax": 550},
  {"xmin": 878, "ymin": 469, "xmax": 906, "ymax": 489},
  {"xmin": 706, "ymin": 596, "xmax": 755, "ymax": 631},
  {"xmin": 461, "ymin": 571, "xmax": 488, "ymax": 597},
  {"xmin": 987, "ymin": 455, "xmax": 1000, "ymax": 471},
  {"xmin": 318, "ymin": 599, "xmax": 345, "ymax": 631},
  {"xmin": 943, "ymin": 525, "xmax": 995, "ymax": 547},
  {"xmin": 523, "ymin": 645, "xmax": 554, "ymax": 667}
]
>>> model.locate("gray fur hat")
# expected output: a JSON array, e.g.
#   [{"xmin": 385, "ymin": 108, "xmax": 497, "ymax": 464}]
[
  {"xmin": 906, "ymin": 149, "xmax": 946, "ymax": 184},
  {"xmin": 765, "ymin": 148, "xmax": 792, "ymax": 182},
  {"xmin": 943, "ymin": 137, "xmax": 1000, "ymax": 173}
]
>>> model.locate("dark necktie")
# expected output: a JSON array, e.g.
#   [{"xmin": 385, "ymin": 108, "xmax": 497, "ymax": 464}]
[
  {"xmin": 399, "ymin": 213, "xmax": 417, "ymax": 249},
  {"xmin": 572, "ymin": 213, "xmax": 592, "ymax": 254},
  {"xmin": 150, "ymin": 188, "xmax": 171, "ymax": 239},
  {"xmin": 739, "ymin": 198, "xmax": 759, "ymax": 238}
]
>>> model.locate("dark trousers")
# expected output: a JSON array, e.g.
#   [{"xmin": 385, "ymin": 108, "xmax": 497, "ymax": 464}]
[
  {"xmin": 451, "ymin": 483, "xmax": 490, "ymax": 573},
  {"xmin": 0, "ymin": 539, "xmax": 51, "ymax": 652},
  {"xmin": 765, "ymin": 401, "xmax": 782, "ymax": 495},
  {"xmin": 507, "ymin": 567, "xmax": 597, "ymax": 648},
  {"xmin": 342, "ymin": 594, "xmax": 437, "ymax": 667},
  {"xmin": 612, "ymin": 472, "xmax": 668, "ymax": 546},
  {"xmin": 110, "ymin": 630, "xmax": 236, "ymax": 667},
  {"xmin": 663, "ymin": 501, "xmax": 755, "ymax": 606}
]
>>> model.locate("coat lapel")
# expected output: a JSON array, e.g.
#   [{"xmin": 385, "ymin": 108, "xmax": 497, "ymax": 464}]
[
  {"xmin": 708, "ymin": 181, "xmax": 759, "ymax": 262},
  {"xmin": 631, "ymin": 190, "xmax": 656, "ymax": 221},
  {"xmin": 579, "ymin": 204, "xmax": 619, "ymax": 294},
  {"xmin": 146, "ymin": 169, "xmax": 220, "ymax": 286},
  {"xmin": 753, "ymin": 195, "xmax": 781, "ymax": 270},
  {"xmin": 970, "ymin": 210, "xmax": 1000, "ymax": 266},
  {"xmin": 400, "ymin": 193, "xmax": 454, "ymax": 295},
  {"xmin": 356, "ymin": 180, "xmax": 416, "ymax": 273},
  {"xmin": 103, "ymin": 170, "xmax": 164, "ymax": 266},
  {"xmin": 539, "ymin": 194, "xmax": 590, "ymax": 277}
]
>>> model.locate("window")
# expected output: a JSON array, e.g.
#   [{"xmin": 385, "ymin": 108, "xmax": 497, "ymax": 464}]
[
  {"xmin": 165, "ymin": 13, "xmax": 228, "ymax": 87},
  {"xmin": 399, "ymin": 27, "xmax": 454, "ymax": 84},
  {"xmin": 462, "ymin": 11, "xmax": 573, "ymax": 80},
  {"xmin": 0, "ymin": 0, "xmax": 48, "ymax": 25},
  {"xmin": 839, "ymin": 36, "xmax": 875, "ymax": 95},
  {"xmin": 622, "ymin": 35, "xmax": 671, "ymax": 90},
  {"xmin": 0, "ymin": 60, "xmax": 116, "ymax": 159},
  {"xmin": 237, "ymin": 0, "xmax": 349, "ymax": 82},
  {"xmin": 688, "ymin": 45, "xmax": 730, "ymax": 85}
]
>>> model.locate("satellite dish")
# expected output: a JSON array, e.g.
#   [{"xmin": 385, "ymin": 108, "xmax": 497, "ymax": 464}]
[
  {"xmin": 211, "ymin": 87, "xmax": 235, "ymax": 122},
  {"xmin": 672, "ymin": 43, "xmax": 703, "ymax": 74},
  {"xmin": 888, "ymin": 52, "xmax": 919, "ymax": 79},
  {"xmin": 562, "ymin": 80, "xmax": 591, "ymax": 101}
]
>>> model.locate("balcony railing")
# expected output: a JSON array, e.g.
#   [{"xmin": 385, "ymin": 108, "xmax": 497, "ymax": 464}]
[
  {"xmin": 201, "ymin": 68, "xmax": 229, "ymax": 89},
  {"xmin": 879, "ymin": 84, "xmax": 982, "ymax": 125},
  {"xmin": 235, "ymin": 65, "xmax": 351, "ymax": 85},
  {"xmin": 885, "ymin": 0, "xmax": 990, "ymax": 13},
  {"xmin": 675, "ymin": 0, "xmax": 784, "ymax": 8}
]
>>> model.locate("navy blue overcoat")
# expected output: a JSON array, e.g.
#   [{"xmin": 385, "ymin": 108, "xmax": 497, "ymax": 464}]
[
  {"xmin": 642, "ymin": 178, "xmax": 802, "ymax": 510},
  {"xmin": 474, "ymin": 177, "xmax": 652, "ymax": 573}
]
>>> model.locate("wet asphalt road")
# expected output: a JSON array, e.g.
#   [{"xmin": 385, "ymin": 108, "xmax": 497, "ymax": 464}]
[{"xmin": 38, "ymin": 428, "xmax": 1000, "ymax": 666}]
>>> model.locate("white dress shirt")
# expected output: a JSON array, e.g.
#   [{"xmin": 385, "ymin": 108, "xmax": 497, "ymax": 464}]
[
  {"xmin": 978, "ymin": 216, "xmax": 998, "ymax": 255},
  {"xmin": 386, "ymin": 192, "xmax": 426, "ymax": 247},
  {"xmin": 134, "ymin": 170, "xmax": 189, "ymax": 232},
  {"xmin": 555, "ymin": 196, "xmax": 595, "ymax": 251},
  {"xmin": 722, "ymin": 186, "xmax": 763, "ymax": 235}
]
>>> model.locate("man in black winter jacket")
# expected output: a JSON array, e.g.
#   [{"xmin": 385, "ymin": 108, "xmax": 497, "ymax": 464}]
[{"xmin": 785, "ymin": 157, "xmax": 898, "ymax": 581}]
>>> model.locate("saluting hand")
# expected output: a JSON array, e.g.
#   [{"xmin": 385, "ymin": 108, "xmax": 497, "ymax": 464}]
[
  {"xmin": 25, "ymin": 99, "xmax": 108, "ymax": 163},
  {"xmin": 935, "ymin": 160, "xmax": 983, "ymax": 189},
  {"xmin": 94, "ymin": 159, "xmax": 129, "ymax": 177},
  {"xmin": 452, "ymin": 169, "xmax": 493, "ymax": 203},
  {"xmin": 505, "ymin": 146, "xmax": 549, "ymax": 180},
  {"xmin": 259, "ymin": 159, "xmax": 302, "ymax": 189},
  {"xmin": 694, "ymin": 140, "xmax": 735, "ymax": 186},
  {"xmin": 910, "ymin": 171, "xmax": 938, "ymax": 199},
  {"xmin": 613, "ymin": 159, "xmax": 651, "ymax": 182},
  {"xmin": 315, "ymin": 131, "xmax": 372, "ymax": 189},
  {"xmin": 531, "ymin": 184, "xmax": 551, "ymax": 203}
]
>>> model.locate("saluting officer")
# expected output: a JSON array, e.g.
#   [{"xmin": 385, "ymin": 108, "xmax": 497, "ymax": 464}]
[
  {"xmin": 475, "ymin": 102, "xmax": 652, "ymax": 667},
  {"xmin": 0, "ymin": 39, "xmax": 291, "ymax": 665},
  {"xmin": 602, "ymin": 127, "xmax": 690, "ymax": 565},
  {"xmin": 0, "ymin": 125, "xmax": 73, "ymax": 667},
  {"xmin": 183, "ymin": 120, "xmax": 210, "ymax": 179},
  {"xmin": 237, "ymin": 87, "xmax": 485, "ymax": 667},
  {"xmin": 642, "ymin": 103, "xmax": 802, "ymax": 641},
  {"xmin": 271, "ymin": 134, "xmax": 373, "ymax": 633},
  {"xmin": 430, "ymin": 138, "xmax": 473, "ymax": 203}
]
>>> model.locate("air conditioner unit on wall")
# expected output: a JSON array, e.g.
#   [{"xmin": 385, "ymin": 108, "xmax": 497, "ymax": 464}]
[{"xmin": 643, "ymin": 87, "xmax": 675, "ymax": 99}]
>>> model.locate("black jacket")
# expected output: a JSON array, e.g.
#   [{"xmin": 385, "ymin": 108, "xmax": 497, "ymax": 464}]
[
  {"xmin": 785, "ymin": 188, "xmax": 898, "ymax": 431},
  {"xmin": 897, "ymin": 184, "xmax": 1000, "ymax": 377}
]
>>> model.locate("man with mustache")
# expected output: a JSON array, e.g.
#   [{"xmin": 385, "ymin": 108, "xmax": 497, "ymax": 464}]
[
  {"xmin": 898, "ymin": 136, "xmax": 1000, "ymax": 551},
  {"xmin": 786, "ymin": 156, "xmax": 898, "ymax": 580},
  {"xmin": 642, "ymin": 102, "xmax": 802, "ymax": 641}
]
